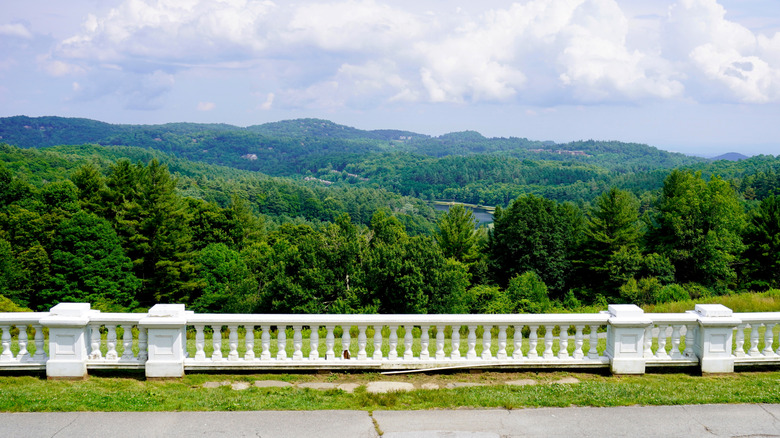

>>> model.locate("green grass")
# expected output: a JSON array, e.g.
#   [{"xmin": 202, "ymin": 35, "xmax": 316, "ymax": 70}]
[{"xmin": 2, "ymin": 370, "xmax": 780, "ymax": 412}]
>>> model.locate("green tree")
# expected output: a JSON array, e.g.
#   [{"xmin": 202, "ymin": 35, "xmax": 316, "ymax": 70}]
[
  {"xmin": 42, "ymin": 211, "xmax": 139, "ymax": 311},
  {"xmin": 743, "ymin": 195, "xmax": 780, "ymax": 289},
  {"xmin": 648, "ymin": 170, "xmax": 745, "ymax": 290},
  {"xmin": 488, "ymin": 195, "xmax": 582, "ymax": 293},
  {"xmin": 506, "ymin": 271, "xmax": 552, "ymax": 313},
  {"xmin": 580, "ymin": 188, "xmax": 642, "ymax": 293},
  {"xmin": 435, "ymin": 204, "xmax": 478, "ymax": 263},
  {"xmin": 191, "ymin": 243, "xmax": 257, "ymax": 313}
]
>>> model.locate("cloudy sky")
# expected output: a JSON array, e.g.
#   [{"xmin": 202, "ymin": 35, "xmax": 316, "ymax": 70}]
[{"xmin": 2, "ymin": 0, "xmax": 779, "ymax": 156}]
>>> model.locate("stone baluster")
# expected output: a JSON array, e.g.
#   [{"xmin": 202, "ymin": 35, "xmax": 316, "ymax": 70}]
[
  {"xmin": 261, "ymin": 325, "xmax": 271, "ymax": 360},
  {"xmin": 292, "ymin": 325, "xmax": 303, "ymax": 360},
  {"xmin": 33, "ymin": 325, "xmax": 47, "ymax": 361},
  {"xmin": 121, "ymin": 325, "xmax": 134, "ymax": 360},
  {"xmin": 0, "ymin": 326, "xmax": 10, "ymax": 361},
  {"xmin": 138, "ymin": 327, "xmax": 147, "ymax": 361},
  {"xmin": 388, "ymin": 325, "xmax": 399, "ymax": 360},
  {"xmin": 558, "ymin": 325, "xmax": 569, "ymax": 359},
  {"xmin": 358, "ymin": 325, "xmax": 368, "ymax": 360},
  {"xmin": 212, "ymin": 326, "xmax": 223, "ymax": 361},
  {"xmin": 655, "ymin": 325, "xmax": 669, "ymax": 359},
  {"xmin": 528, "ymin": 325, "xmax": 539, "ymax": 359},
  {"xmin": 748, "ymin": 324, "xmax": 761, "ymax": 357},
  {"xmin": 497, "ymin": 325, "xmax": 508, "ymax": 360},
  {"xmin": 763, "ymin": 323, "xmax": 775, "ymax": 356},
  {"xmin": 194, "ymin": 325, "xmax": 206, "ymax": 360},
  {"xmin": 342, "ymin": 326, "xmax": 352, "ymax": 360},
  {"xmin": 276, "ymin": 326, "xmax": 287, "ymax": 360},
  {"xmin": 735, "ymin": 324, "xmax": 746, "ymax": 357},
  {"xmin": 89, "ymin": 324, "xmax": 103, "ymax": 360},
  {"xmin": 403, "ymin": 325, "xmax": 414, "ymax": 360},
  {"xmin": 588, "ymin": 325, "xmax": 600, "ymax": 359},
  {"xmin": 435, "ymin": 325, "xmax": 445, "ymax": 360},
  {"xmin": 683, "ymin": 324, "xmax": 696, "ymax": 358},
  {"xmin": 573, "ymin": 325, "xmax": 584, "ymax": 360},
  {"xmin": 450, "ymin": 326, "xmax": 461, "ymax": 360},
  {"xmin": 643, "ymin": 326, "xmax": 653, "ymax": 358},
  {"xmin": 245, "ymin": 326, "xmax": 256, "ymax": 360},
  {"xmin": 542, "ymin": 325, "xmax": 554, "ymax": 359},
  {"xmin": 106, "ymin": 325, "xmax": 118, "ymax": 360},
  {"xmin": 309, "ymin": 326, "xmax": 320, "ymax": 360},
  {"xmin": 513, "ymin": 325, "xmax": 524, "ymax": 360},
  {"xmin": 466, "ymin": 325, "xmax": 478, "ymax": 360},
  {"xmin": 419, "ymin": 325, "xmax": 430, "ymax": 360},
  {"xmin": 325, "ymin": 325, "xmax": 335, "ymax": 360},
  {"xmin": 17, "ymin": 325, "xmax": 29, "ymax": 362},
  {"xmin": 481, "ymin": 326, "xmax": 492, "ymax": 360},
  {"xmin": 228, "ymin": 325, "xmax": 239, "ymax": 361},
  {"xmin": 373, "ymin": 326, "xmax": 383, "ymax": 360},
  {"xmin": 670, "ymin": 325, "xmax": 683, "ymax": 359}
]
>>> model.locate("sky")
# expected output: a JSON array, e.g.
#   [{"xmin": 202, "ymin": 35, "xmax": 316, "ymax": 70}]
[{"xmin": 1, "ymin": 0, "xmax": 779, "ymax": 157}]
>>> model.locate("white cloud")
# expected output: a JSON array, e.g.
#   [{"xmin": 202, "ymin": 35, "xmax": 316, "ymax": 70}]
[
  {"xmin": 40, "ymin": 0, "xmax": 780, "ymax": 111},
  {"xmin": 665, "ymin": 0, "xmax": 780, "ymax": 103},
  {"xmin": 55, "ymin": 0, "xmax": 277, "ymax": 64},
  {"xmin": 0, "ymin": 23, "xmax": 33, "ymax": 39},
  {"xmin": 197, "ymin": 101, "xmax": 216, "ymax": 111},
  {"xmin": 258, "ymin": 92, "xmax": 274, "ymax": 110}
]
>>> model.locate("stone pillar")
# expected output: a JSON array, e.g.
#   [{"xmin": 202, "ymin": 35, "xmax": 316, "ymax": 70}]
[
  {"xmin": 40, "ymin": 303, "xmax": 92, "ymax": 379},
  {"xmin": 695, "ymin": 304, "xmax": 741, "ymax": 374},
  {"xmin": 606, "ymin": 304, "xmax": 652, "ymax": 375},
  {"xmin": 140, "ymin": 304, "xmax": 189, "ymax": 378}
]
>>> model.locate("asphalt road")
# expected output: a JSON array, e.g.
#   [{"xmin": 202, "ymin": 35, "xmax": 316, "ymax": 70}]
[{"xmin": 2, "ymin": 404, "xmax": 779, "ymax": 438}]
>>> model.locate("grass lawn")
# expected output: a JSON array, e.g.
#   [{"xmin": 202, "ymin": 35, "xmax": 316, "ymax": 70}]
[{"xmin": 2, "ymin": 369, "xmax": 780, "ymax": 412}]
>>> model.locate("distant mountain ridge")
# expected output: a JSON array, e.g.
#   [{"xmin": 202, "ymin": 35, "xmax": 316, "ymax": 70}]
[
  {"xmin": 710, "ymin": 152, "xmax": 750, "ymax": 161},
  {"xmin": 0, "ymin": 115, "xmax": 705, "ymax": 184}
]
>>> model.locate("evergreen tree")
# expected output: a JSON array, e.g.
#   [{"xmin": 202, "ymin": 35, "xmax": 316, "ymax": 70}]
[
  {"xmin": 743, "ymin": 195, "xmax": 780, "ymax": 289},
  {"xmin": 435, "ymin": 204, "xmax": 478, "ymax": 263}
]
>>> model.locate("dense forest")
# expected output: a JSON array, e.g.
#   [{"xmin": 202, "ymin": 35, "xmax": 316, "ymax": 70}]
[{"xmin": 1, "ymin": 116, "xmax": 779, "ymax": 315}]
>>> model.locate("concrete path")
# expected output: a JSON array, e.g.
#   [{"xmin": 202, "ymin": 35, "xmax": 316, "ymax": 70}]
[{"xmin": 2, "ymin": 404, "xmax": 780, "ymax": 438}]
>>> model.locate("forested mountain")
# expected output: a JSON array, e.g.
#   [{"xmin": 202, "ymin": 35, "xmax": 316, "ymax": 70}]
[
  {"xmin": 1, "ymin": 115, "xmax": 779, "ymax": 316},
  {"xmin": 0, "ymin": 116, "xmax": 705, "ymax": 205}
]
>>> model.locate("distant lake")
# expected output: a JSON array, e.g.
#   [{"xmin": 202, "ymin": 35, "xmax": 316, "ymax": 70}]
[{"xmin": 432, "ymin": 203, "xmax": 494, "ymax": 227}]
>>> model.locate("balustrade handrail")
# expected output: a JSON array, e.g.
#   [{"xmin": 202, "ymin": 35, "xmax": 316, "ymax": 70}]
[
  {"xmin": 643, "ymin": 312, "xmax": 699, "ymax": 323},
  {"xmin": 186, "ymin": 313, "xmax": 611, "ymax": 326}
]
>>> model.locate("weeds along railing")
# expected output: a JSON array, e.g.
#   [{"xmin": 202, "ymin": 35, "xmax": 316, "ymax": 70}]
[
  {"xmin": 3, "ymin": 303, "xmax": 780, "ymax": 377},
  {"xmin": 184, "ymin": 313, "xmax": 611, "ymax": 371}
]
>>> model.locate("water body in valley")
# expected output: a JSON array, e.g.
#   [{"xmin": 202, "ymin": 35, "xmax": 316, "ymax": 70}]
[{"xmin": 432, "ymin": 203, "xmax": 494, "ymax": 227}]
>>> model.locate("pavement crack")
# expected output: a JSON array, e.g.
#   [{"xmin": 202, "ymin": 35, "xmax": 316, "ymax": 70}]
[
  {"xmin": 51, "ymin": 413, "xmax": 80, "ymax": 438},
  {"xmin": 682, "ymin": 405, "xmax": 718, "ymax": 436}
]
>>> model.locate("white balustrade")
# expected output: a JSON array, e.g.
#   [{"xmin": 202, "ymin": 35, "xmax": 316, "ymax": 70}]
[
  {"xmin": 643, "ymin": 314, "xmax": 698, "ymax": 365},
  {"xmin": 5, "ymin": 304, "xmax": 780, "ymax": 376},
  {"xmin": 733, "ymin": 314, "xmax": 780, "ymax": 365}
]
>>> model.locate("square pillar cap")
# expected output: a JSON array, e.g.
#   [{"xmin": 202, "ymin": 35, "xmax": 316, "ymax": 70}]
[
  {"xmin": 695, "ymin": 304, "xmax": 732, "ymax": 317},
  {"xmin": 148, "ymin": 304, "xmax": 187, "ymax": 318},
  {"xmin": 608, "ymin": 304, "xmax": 644, "ymax": 317},
  {"xmin": 608, "ymin": 304, "xmax": 652, "ymax": 326},
  {"xmin": 50, "ymin": 303, "xmax": 91, "ymax": 317}
]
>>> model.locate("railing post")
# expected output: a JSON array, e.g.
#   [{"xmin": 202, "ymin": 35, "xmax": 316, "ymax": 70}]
[
  {"xmin": 39, "ymin": 303, "xmax": 92, "ymax": 379},
  {"xmin": 139, "ymin": 304, "xmax": 189, "ymax": 378},
  {"xmin": 694, "ymin": 304, "xmax": 741, "ymax": 373},
  {"xmin": 606, "ymin": 304, "xmax": 652, "ymax": 375}
]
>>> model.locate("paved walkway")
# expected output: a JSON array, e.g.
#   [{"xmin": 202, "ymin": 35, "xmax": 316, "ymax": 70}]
[{"xmin": 3, "ymin": 404, "xmax": 780, "ymax": 438}]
